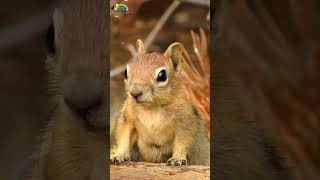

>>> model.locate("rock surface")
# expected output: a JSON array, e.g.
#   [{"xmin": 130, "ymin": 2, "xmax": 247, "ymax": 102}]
[{"xmin": 110, "ymin": 162, "xmax": 210, "ymax": 180}]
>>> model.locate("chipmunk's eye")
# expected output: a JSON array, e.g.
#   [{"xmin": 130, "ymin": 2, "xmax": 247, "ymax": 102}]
[
  {"xmin": 156, "ymin": 69, "xmax": 167, "ymax": 82},
  {"xmin": 124, "ymin": 68, "xmax": 128, "ymax": 79}
]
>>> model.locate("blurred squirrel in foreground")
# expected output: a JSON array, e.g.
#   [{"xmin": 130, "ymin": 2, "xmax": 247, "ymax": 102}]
[
  {"xmin": 110, "ymin": 32, "xmax": 210, "ymax": 166},
  {"xmin": 214, "ymin": 0, "xmax": 320, "ymax": 180}
]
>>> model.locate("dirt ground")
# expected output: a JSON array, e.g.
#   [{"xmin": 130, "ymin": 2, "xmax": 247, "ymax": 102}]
[{"xmin": 111, "ymin": 162, "xmax": 210, "ymax": 180}]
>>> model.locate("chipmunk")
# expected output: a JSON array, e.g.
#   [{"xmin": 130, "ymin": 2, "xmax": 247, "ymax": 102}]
[{"xmin": 110, "ymin": 39, "xmax": 210, "ymax": 166}]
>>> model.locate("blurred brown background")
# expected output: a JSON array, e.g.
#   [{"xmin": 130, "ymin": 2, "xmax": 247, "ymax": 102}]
[{"xmin": 0, "ymin": 0, "xmax": 56, "ymax": 179}]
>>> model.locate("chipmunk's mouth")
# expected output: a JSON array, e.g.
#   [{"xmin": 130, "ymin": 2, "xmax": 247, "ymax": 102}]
[{"xmin": 134, "ymin": 98, "xmax": 151, "ymax": 105}]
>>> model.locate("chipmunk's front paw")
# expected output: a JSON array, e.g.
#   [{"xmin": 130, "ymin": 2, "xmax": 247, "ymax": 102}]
[
  {"xmin": 110, "ymin": 154, "xmax": 129, "ymax": 165},
  {"xmin": 166, "ymin": 157, "xmax": 187, "ymax": 166}
]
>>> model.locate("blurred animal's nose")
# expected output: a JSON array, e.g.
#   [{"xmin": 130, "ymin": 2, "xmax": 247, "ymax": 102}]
[
  {"xmin": 63, "ymin": 74, "xmax": 102, "ymax": 115},
  {"xmin": 130, "ymin": 90, "xmax": 142, "ymax": 99}
]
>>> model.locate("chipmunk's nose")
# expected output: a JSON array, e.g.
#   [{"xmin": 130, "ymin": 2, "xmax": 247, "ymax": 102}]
[
  {"xmin": 130, "ymin": 90, "xmax": 142, "ymax": 100},
  {"xmin": 63, "ymin": 74, "xmax": 102, "ymax": 116}
]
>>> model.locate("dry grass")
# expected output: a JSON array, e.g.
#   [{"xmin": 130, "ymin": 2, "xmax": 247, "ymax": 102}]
[{"xmin": 179, "ymin": 28, "xmax": 210, "ymax": 138}]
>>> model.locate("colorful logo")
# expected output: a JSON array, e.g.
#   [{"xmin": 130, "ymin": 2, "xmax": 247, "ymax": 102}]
[
  {"xmin": 111, "ymin": 3, "xmax": 129, "ymax": 13},
  {"xmin": 110, "ymin": 0, "xmax": 130, "ymax": 18}
]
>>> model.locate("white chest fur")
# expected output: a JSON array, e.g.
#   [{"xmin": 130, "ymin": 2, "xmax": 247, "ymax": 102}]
[
  {"xmin": 134, "ymin": 107, "xmax": 174, "ymax": 146},
  {"xmin": 137, "ymin": 108, "xmax": 165, "ymax": 128}
]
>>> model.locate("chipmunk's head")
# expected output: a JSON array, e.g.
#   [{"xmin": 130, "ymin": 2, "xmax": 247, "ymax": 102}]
[{"xmin": 124, "ymin": 39, "xmax": 183, "ymax": 106}]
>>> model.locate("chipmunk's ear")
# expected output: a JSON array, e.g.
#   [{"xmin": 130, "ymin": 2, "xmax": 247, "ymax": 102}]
[
  {"xmin": 164, "ymin": 42, "xmax": 182, "ymax": 70},
  {"xmin": 136, "ymin": 39, "xmax": 145, "ymax": 54}
]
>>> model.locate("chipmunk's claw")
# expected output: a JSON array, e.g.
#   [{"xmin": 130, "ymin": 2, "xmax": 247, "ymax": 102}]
[
  {"xmin": 110, "ymin": 154, "xmax": 129, "ymax": 165},
  {"xmin": 166, "ymin": 158, "xmax": 187, "ymax": 166}
]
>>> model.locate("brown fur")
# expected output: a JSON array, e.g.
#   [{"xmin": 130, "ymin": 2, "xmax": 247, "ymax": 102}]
[
  {"xmin": 110, "ymin": 40, "xmax": 210, "ymax": 166},
  {"xmin": 27, "ymin": 1, "xmax": 108, "ymax": 179},
  {"xmin": 129, "ymin": 53, "xmax": 168, "ymax": 83},
  {"xmin": 212, "ymin": 0, "xmax": 306, "ymax": 179}
]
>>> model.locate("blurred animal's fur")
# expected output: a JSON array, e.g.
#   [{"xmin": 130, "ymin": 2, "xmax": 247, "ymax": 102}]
[
  {"xmin": 26, "ymin": 1, "xmax": 108, "ymax": 179},
  {"xmin": 214, "ymin": 0, "xmax": 320, "ymax": 180}
]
